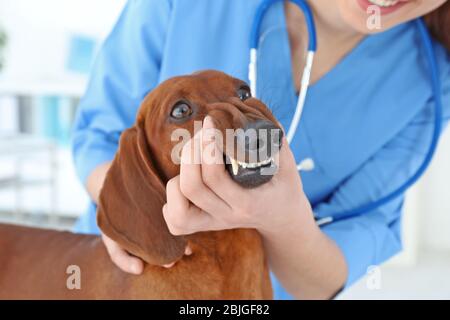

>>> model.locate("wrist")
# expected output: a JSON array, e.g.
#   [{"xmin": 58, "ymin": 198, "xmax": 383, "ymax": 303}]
[{"xmin": 258, "ymin": 193, "xmax": 318, "ymax": 242}]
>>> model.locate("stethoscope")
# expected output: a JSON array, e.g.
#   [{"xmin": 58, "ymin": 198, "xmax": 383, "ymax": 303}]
[{"xmin": 249, "ymin": 0, "xmax": 444, "ymax": 226}]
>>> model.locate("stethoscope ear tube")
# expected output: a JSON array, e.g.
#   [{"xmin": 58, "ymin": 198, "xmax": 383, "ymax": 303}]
[
  {"xmin": 249, "ymin": 48, "xmax": 258, "ymax": 97},
  {"xmin": 250, "ymin": 0, "xmax": 317, "ymax": 51},
  {"xmin": 249, "ymin": 0, "xmax": 317, "ymax": 101},
  {"xmin": 249, "ymin": 0, "xmax": 318, "ymax": 171},
  {"xmin": 285, "ymin": 50, "xmax": 315, "ymax": 143}
]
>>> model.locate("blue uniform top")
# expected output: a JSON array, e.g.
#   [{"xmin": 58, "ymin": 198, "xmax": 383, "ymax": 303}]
[{"xmin": 72, "ymin": 0, "xmax": 450, "ymax": 299}]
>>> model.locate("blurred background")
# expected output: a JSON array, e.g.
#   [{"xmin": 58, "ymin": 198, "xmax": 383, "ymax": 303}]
[{"xmin": 0, "ymin": 0, "xmax": 449, "ymax": 299}]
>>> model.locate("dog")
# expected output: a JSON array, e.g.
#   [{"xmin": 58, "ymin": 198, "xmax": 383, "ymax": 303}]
[{"xmin": 0, "ymin": 70, "xmax": 283, "ymax": 299}]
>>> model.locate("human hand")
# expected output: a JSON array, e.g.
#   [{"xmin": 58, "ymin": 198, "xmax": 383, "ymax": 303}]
[
  {"xmin": 102, "ymin": 233, "xmax": 192, "ymax": 274},
  {"xmin": 163, "ymin": 116, "xmax": 315, "ymax": 238}
]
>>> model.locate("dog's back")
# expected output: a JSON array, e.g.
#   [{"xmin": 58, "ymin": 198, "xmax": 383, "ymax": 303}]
[
  {"xmin": 0, "ymin": 223, "xmax": 272, "ymax": 299},
  {"xmin": 0, "ymin": 223, "xmax": 109, "ymax": 299}
]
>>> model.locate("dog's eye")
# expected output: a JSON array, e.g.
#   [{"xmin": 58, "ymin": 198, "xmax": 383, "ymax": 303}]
[
  {"xmin": 171, "ymin": 102, "xmax": 193, "ymax": 119},
  {"xmin": 237, "ymin": 87, "xmax": 251, "ymax": 101}
]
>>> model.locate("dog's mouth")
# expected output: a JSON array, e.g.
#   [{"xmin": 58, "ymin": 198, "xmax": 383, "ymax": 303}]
[
  {"xmin": 220, "ymin": 120, "xmax": 283, "ymax": 188},
  {"xmin": 224, "ymin": 154, "xmax": 278, "ymax": 189},
  {"xmin": 213, "ymin": 118, "xmax": 283, "ymax": 189}
]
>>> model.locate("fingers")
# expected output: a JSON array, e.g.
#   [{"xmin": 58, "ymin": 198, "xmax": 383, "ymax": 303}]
[
  {"xmin": 179, "ymin": 129, "xmax": 231, "ymax": 215},
  {"xmin": 165, "ymin": 116, "xmax": 263, "ymax": 235},
  {"xmin": 162, "ymin": 245, "xmax": 193, "ymax": 267},
  {"xmin": 164, "ymin": 176, "xmax": 217, "ymax": 235},
  {"xmin": 165, "ymin": 175, "xmax": 191, "ymax": 217},
  {"xmin": 102, "ymin": 233, "xmax": 190, "ymax": 270},
  {"xmin": 258, "ymin": 137, "xmax": 303, "ymax": 195},
  {"xmin": 200, "ymin": 116, "xmax": 246, "ymax": 204},
  {"xmin": 162, "ymin": 261, "xmax": 176, "ymax": 268},
  {"xmin": 102, "ymin": 233, "xmax": 144, "ymax": 275},
  {"xmin": 277, "ymin": 138, "xmax": 301, "ymax": 177},
  {"xmin": 160, "ymin": 244, "xmax": 193, "ymax": 268}
]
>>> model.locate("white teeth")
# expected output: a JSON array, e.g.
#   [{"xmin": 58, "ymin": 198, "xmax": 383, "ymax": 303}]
[
  {"xmin": 238, "ymin": 158, "xmax": 273, "ymax": 169},
  {"xmin": 228, "ymin": 156, "xmax": 274, "ymax": 175},
  {"xmin": 368, "ymin": 0, "xmax": 399, "ymax": 7},
  {"xmin": 230, "ymin": 157, "xmax": 239, "ymax": 176}
]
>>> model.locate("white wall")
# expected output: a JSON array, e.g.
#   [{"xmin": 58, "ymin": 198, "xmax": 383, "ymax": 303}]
[
  {"xmin": 0, "ymin": 0, "xmax": 126, "ymax": 80},
  {"xmin": 419, "ymin": 128, "xmax": 450, "ymax": 250},
  {"xmin": 0, "ymin": 0, "xmax": 127, "ymax": 219}
]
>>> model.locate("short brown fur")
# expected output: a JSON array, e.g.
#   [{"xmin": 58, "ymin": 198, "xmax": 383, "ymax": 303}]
[{"xmin": 0, "ymin": 71, "xmax": 276, "ymax": 299}]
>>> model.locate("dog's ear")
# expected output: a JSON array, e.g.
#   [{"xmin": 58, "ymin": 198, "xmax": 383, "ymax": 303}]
[{"xmin": 97, "ymin": 124, "xmax": 186, "ymax": 266}]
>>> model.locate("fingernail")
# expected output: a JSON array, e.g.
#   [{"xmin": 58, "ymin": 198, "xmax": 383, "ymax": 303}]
[
  {"xmin": 163, "ymin": 262, "xmax": 175, "ymax": 269},
  {"xmin": 203, "ymin": 115, "xmax": 214, "ymax": 129},
  {"xmin": 131, "ymin": 263, "xmax": 142, "ymax": 274},
  {"xmin": 185, "ymin": 246, "xmax": 192, "ymax": 256}
]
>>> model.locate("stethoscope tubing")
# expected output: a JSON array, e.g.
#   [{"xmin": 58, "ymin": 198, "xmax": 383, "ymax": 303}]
[{"xmin": 249, "ymin": 0, "xmax": 444, "ymax": 226}]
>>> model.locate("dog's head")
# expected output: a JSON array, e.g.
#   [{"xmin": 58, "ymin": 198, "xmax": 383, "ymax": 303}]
[{"xmin": 98, "ymin": 70, "xmax": 283, "ymax": 266}]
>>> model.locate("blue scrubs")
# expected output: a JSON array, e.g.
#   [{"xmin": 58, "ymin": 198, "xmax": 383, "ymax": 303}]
[{"xmin": 72, "ymin": 0, "xmax": 450, "ymax": 299}]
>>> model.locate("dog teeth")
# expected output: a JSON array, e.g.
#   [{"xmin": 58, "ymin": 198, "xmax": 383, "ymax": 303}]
[
  {"xmin": 238, "ymin": 158, "xmax": 273, "ymax": 169},
  {"xmin": 228, "ymin": 157, "xmax": 274, "ymax": 175},
  {"xmin": 230, "ymin": 157, "xmax": 239, "ymax": 176}
]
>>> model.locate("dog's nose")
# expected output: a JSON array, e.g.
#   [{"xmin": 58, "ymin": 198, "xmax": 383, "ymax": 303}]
[{"xmin": 240, "ymin": 120, "xmax": 283, "ymax": 161}]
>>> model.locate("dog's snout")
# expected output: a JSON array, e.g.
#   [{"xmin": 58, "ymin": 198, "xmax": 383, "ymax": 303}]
[{"xmin": 241, "ymin": 120, "xmax": 283, "ymax": 160}]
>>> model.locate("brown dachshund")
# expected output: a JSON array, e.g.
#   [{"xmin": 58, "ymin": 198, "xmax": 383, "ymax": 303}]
[{"xmin": 0, "ymin": 70, "xmax": 283, "ymax": 299}]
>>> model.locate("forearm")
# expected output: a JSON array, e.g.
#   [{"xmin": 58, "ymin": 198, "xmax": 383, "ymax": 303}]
[
  {"xmin": 259, "ymin": 196, "xmax": 348, "ymax": 300},
  {"xmin": 86, "ymin": 161, "xmax": 112, "ymax": 204}
]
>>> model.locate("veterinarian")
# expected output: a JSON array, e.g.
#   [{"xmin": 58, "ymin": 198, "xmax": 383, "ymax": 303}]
[{"xmin": 72, "ymin": 0, "xmax": 450, "ymax": 299}]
